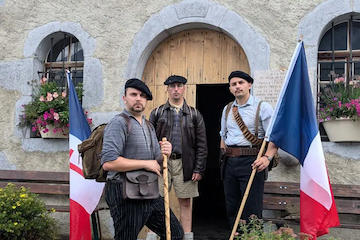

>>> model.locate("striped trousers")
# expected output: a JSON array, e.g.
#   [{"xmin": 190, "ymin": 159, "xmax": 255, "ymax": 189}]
[{"xmin": 105, "ymin": 181, "xmax": 184, "ymax": 240}]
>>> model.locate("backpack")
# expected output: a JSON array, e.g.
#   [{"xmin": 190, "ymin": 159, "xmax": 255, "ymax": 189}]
[{"xmin": 78, "ymin": 113, "xmax": 131, "ymax": 182}]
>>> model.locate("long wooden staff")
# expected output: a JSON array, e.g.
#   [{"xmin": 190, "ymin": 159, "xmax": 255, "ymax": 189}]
[
  {"xmin": 162, "ymin": 137, "xmax": 171, "ymax": 240},
  {"xmin": 229, "ymin": 140, "xmax": 267, "ymax": 240}
]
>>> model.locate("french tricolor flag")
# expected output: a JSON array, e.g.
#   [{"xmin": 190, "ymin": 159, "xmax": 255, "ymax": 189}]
[
  {"xmin": 67, "ymin": 71, "xmax": 105, "ymax": 240},
  {"xmin": 265, "ymin": 42, "xmax": 340, "ymax": 239}
]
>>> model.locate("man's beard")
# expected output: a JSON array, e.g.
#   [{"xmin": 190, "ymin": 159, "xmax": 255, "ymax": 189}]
[{"xmin": 130, "ymin": 104, "xmax": 145, "ymax": 112}]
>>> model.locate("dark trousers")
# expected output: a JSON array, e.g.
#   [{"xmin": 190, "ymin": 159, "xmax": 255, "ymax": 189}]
[
  {"xmin": 223, "ymin": 156, "xmax": 265, "ymax": 228},
  {"xmin": 105, "ymin": 181, "xmax": 184, "ymax": 240}
]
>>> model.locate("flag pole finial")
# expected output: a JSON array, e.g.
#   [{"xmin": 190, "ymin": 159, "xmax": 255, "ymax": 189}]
[{"xmin": 298, "ymin": 35, "xmax": 304, "ymax": 42}]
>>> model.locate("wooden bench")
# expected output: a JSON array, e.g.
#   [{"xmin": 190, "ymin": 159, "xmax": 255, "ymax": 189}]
[
  {"xmin": 263, "ymin": 181, "xmax": 360, "ymax": 229},
  {"xmin": 0, "ymin": 170, "xmax": 106, "ymax": 239}
]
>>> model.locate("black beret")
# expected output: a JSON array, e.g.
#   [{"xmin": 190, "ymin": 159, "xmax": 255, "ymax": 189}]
[
  {"xmin": 164, "ymin": 75, "xmax": 187, "ymax": 85},
  {"xmin": 228, "ymin": 71, "xmax": 253, "ymax": 84},
  {"xmin": 125, "ymin": 78, "xmax": 153, "ymax": 100}
]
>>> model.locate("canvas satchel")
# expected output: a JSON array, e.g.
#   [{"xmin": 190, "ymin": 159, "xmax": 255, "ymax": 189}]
[{"xmin": 122, "ymin": 170, "xmax": 159, "ymax": 200}]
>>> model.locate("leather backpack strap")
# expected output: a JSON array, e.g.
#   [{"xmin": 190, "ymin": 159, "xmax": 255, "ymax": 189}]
[
  {"xmin": 224, "ymin": 101, "xmax": 234, "ymax": 136},
  {"xmin": 254, "ymin": 101, "xmax": 263, "ymax": 138},
  {"xmin": 232, "ymin": 106, "xmax": 263, "ymax": 146}
]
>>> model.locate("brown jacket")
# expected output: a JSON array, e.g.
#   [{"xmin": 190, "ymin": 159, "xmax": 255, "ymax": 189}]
[{"xmin": 149, "ymin": 100, "xmax": 207, "ymax": 181}]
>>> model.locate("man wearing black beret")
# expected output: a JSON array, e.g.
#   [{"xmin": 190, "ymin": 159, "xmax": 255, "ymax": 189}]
[
  {"xmin": 101, "ymin": 78, "xmax": 184, "ymax": 240},
  {"xmin": 149, "ymin": 75, "xmax": 208, "ymax": 240},
  {"xmin": 219, "ymin": 71, "xmax": 278, "ymax": 234}
]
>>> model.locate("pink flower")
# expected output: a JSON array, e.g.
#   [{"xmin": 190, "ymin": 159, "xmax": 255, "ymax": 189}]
[
  {"xmin": 53, "ymin": 92, "xmax": 59, "ymax": 98},
  {"xmin": 43, "ymin": 111, "xmax": 50, "ymax": 120},
  {"xmin": 40, "ymin": 77, "xmax": 48, "ymax": 85},
  {"xmin": 49, "ymin": 108, "xmax": 55, "ymax": 114},
  {"xmin": 46, "ymin": 92, "xmax": 53, "ymax": 102},
  {"xmin": 32, "ymin": 126, "xmax": 37, "ymax": 132},
  {"xmin": 62, "ymin": 92, "xmax": 67, "ymax": 98},
  {"xmin": 53, "ymin": 112, "xmax": 59, "ymax": 120},
  {"xmin": 338, "ymin": 101, "xmax": 341, "ymax": 108},
  {"xmin": 334, "ymin": 77, "xmax": 345, "ymax": 83},
  {"xmin": 39, "ymin": 96, "xmax": 45, "ymax": 102}
]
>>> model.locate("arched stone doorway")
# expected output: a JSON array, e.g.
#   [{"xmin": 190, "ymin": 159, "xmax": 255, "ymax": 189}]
[{"xmin": 141, "ymin": 28, "xmax": 250, "ymax": 238}]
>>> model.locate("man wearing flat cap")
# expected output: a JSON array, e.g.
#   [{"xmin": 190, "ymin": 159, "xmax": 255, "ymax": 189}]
[
  {"xmin": 219, "ymin": 71, "xmax": 278, "ymax": 233},
  {"xmin": 101, "ymin": 78, "xmax": 184, "ymax": 240},
  {"xmin": 149, "ymin": 75, "xmax": 208, "ymax": 240}
]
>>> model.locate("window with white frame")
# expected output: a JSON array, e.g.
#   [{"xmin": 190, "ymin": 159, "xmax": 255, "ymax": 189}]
[{"xmin": 317, "ymin": 14, "xmax": 360, "ymax": 140}]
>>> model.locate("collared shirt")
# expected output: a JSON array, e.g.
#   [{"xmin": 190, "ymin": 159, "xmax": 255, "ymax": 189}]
[
  {"xmin": 219, "ymin": 95, "xmax": 273, "ymax": 146},
  {"xmin": 170, "ymin": 107, "xmax": 182, "ymax": 154},
  {"xmin": 101, "ymin": 110, "xmax": 161, "ymax": 180}
]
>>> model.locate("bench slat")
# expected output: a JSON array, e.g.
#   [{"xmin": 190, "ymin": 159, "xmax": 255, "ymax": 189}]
[
  {"xmin": 264, "ymin": 182, "xmax": 360, "ymax": 199},
  {"xmin": 0, "ymin": 170, "xmax": 69, "ymax": 182},
  {"xmin": 0, "ymin": 182, "xmax": 69, "ymax": 195}
]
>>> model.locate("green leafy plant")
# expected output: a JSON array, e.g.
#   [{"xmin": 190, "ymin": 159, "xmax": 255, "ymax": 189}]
[
  {"xmin": 318, "ymin": 73, "xmax": 360, "ymax": 122},
  {"xmin": 0, "ymin": 183, "xmax": 58, "ymax": 240},
  {"xmin": 234, "ymin": 215, "xmax": 338, "ymax": 240},
  {"xmin": 19, "ymin": 77, "xmax": 92, "ymax": 135}
]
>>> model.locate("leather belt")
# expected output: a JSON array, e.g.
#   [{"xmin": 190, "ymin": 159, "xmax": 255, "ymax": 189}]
[
  {"xmin": 170, "ymin": 153, "xmax": 182, "ymax": 160},
  {"xmin": 225, "ymin": 147, "xmax": 259, "ymax": 157}
]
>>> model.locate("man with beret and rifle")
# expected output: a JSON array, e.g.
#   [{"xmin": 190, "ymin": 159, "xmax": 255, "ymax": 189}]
[
  {"xmin": 101, "ymin": 78, "xmax": 184, "ymax": 240},
  {"xmin": 149, "ymin": 75, "xmax": 208, "ymax": 240},
  {"xmin": 219, "ymin": 71, "xmax": 278, "ymax": 235}
]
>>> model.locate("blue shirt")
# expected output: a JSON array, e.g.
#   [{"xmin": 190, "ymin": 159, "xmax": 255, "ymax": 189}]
[{"xmin": 219, "ymin": 95, "xmax": 273, "ymax": 146}]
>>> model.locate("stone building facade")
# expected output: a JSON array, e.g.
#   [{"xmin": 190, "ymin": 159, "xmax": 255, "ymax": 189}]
[{"xmin": 0, "ymin": 0, "xmax": 359, "ymax": 239}]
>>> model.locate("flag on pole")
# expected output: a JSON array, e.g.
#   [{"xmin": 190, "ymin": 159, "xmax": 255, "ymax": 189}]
[
  {"xmin": 67, "ymin": 71, "xmax": 105, "ymax": 240},
  {"xmin": 265, "ymin": 42, "xmax": 340, "ymax": 239}
]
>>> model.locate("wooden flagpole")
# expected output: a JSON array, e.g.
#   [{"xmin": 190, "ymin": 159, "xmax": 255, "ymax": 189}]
[
  {"xmin": 162, "ymin": 137, "xmax": 171, "ymax": 240},
  {"xmin": 229, "ymin": 139, "xmax": 267, "ymax": 240}
]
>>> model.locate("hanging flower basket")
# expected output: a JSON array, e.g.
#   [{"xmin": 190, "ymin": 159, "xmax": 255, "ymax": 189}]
[{"xmin": 322, "ymin": 118, "xmax": 360, "ymax": 142}]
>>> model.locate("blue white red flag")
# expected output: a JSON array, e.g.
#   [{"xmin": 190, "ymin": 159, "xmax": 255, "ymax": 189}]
[
  {"xmin": 67, "ymin": 71, "xmax": 104, "ymax": 240},
  {"xmin": 265, "ymin": 42, "xmax": 340, "ymax": 239}
]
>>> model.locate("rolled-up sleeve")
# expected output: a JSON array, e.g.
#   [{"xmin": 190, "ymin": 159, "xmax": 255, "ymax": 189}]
[
  {"xmin": 101, "ymin": 117, "xmax": 127, "ymax": 165},
  {"xmin": 260, "ymin": 102, "xmax": 274, "ymax": 133},
  {"xmin": 219, "ymin": 106, "xmax": 227, "ymax": 140}
]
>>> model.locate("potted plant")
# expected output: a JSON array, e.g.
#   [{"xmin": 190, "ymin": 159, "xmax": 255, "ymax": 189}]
[
  {"xmin": 318, "ymin": 74, "xmax": 360, "ymax": 142},
  {"xmin": 19, "ymin": 77, "xmax": 92, "ymax": 138}
]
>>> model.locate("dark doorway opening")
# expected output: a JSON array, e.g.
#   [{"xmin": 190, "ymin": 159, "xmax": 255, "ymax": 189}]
[{"xmin": 193, "ymin": 84, "xmax": 234, "ymax": 240}]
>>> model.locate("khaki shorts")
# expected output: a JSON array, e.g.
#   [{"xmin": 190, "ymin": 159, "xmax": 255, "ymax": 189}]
[{"xmin": 158, "ymin": 158, "xmax": 199, "ymax": 199}]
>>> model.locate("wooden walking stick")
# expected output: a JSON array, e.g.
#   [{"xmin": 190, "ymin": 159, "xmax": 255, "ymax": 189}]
[
  {"xmin": 162, "ymin": 137, "xmax": 171, "ymax": 240},
  {"xmin": 229, "ymin": 140, "xmax": 267, "ymax": 240}
]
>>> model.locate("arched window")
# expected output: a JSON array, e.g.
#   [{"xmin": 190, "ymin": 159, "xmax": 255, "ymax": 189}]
[
  {"xmin": 40, "ymin": 33, "xmax": 84, "ymax": 97},
  {"xmin": 317, "ymin": 14, "xmax": 360, "ymax": 140}
]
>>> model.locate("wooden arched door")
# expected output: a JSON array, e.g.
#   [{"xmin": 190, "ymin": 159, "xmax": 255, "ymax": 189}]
[{"xmin": 142, "ymin": 29, "xmax": 250, "ymax": 117}]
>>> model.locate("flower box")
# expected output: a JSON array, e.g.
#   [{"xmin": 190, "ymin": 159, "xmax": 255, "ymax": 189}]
[
  {"xmin": 322, "ymin": 118, "xmax": 360, "ymax": 142},
  {"xmin": 38, "ymin": 124, "xmax": 69, "ymax": 139}
]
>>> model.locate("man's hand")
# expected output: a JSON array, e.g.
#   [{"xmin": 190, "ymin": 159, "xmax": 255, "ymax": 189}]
[
  {"xmin": 192, "ymin": 173, "xmax": 202, "ymax": 181},
  {"xmin": 251, "ymin": 156, "xmax": 270, "ymax": 172},
  {"xmin": 144, "ymin": 160, "xmax": 161, "ymax": 176},
  {"xmin": 159, "ymin": 140, "xmax": 172, "ymax": 156}
]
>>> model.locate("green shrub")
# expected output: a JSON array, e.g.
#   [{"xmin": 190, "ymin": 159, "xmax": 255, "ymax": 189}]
[
  {"xmin": 234, "ymin": 215, "xmax": 338, "ymax": 240},
  {"xmin": 0, "ymin": 183, "xmax": 58, "ymax": 240}
]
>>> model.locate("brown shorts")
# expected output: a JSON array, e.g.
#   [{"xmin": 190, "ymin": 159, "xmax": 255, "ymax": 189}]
[{"xmin": 158, "ymin": 158, "xmax": 199, "ymax": 199}]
